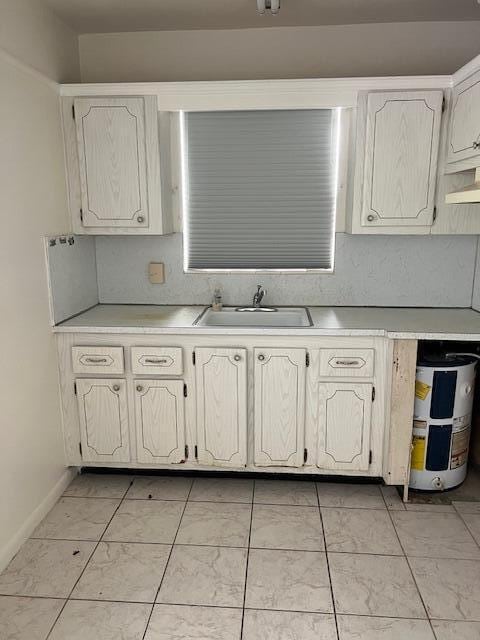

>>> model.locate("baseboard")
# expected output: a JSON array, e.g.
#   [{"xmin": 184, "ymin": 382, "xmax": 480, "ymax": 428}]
[{"xmin": 0, "ymin": 467, "xmax": 78, "ymax": 573}]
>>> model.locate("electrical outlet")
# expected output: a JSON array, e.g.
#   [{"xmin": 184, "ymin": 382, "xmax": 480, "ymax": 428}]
[{"xmin": 148, "ymin": 262, "xmax": 165, "ymax": 284}]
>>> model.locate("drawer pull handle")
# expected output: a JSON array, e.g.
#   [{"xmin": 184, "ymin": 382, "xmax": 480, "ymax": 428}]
[
  {"xmin": 112, "ymin": 384, "xmax": 120, "ymax": 392},
  {"xmin": 144, "ymin": 358, "xmax": 169, "ymax": 364},
  {"xmin": 85, "ymin": 357, "xmax": 108, "ymax": 364},
  {"xmin": 335, "ymin": 359, "xmax": 360, "ymax": 366}
]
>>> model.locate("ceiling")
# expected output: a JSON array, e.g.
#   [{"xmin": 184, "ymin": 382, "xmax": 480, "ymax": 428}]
[{"xmin": 44, "ymin": 0, "xmax": 480, "ymax": 33}]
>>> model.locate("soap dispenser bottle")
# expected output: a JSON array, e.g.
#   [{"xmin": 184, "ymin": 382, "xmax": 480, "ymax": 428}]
[{"xmin": 212, "ymin": 288, "xmax": 223, "ymax": 311}]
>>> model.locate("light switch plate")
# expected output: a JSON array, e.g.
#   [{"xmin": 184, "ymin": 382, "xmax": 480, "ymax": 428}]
[{"xmin": 148, "ymin": 262, "xmax": 165, "ymax": 284}]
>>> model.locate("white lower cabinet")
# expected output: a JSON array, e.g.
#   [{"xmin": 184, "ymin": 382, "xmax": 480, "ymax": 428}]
[
  {"xmin": 316, "ymin": 382, "xmax": 373, "ymax": 472},
  {"xmin": 134, "ymin": 379, "xmax": 185, "ymax": 464},
  {"xmin": 76, "ymin": 378, "xmax": 130, "ymax": 463},
  {"xmin": 254, "ymin": 348, "xmax": 306, "ymax": 467},
  {"xmin": 195, "ymin": 347, "xmax": 247, "ymax": 467}
]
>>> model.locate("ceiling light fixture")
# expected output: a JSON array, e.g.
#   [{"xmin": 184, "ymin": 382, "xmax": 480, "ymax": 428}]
[{"xmin": 257, "ymin": 0, "xmax": 281, "ymax": 15}]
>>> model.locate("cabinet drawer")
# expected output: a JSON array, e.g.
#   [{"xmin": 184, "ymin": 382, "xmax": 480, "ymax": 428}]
[
  {"xmin": 131, "ymin": 347, "xmax": 183, "ymax": 376},
  {"xmin": 72, "ymin": 346, "xmax": 124, "ymax": 374},
  {"xmin": 319, "ymin": 349, "xmax": 374, "ymax": 378}
]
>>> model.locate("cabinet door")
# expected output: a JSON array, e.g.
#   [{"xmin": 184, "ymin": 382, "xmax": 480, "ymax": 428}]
[
  {"xmin": 76, "ymin": 378, "xmax": 130, "ymax": 463},
  {"xmin": 74, "ymin": 97, "xmax": 151, "ymax": 229},
  {"xmin": 195, "ymin": 348, "xmax": 247, "ymax": 467},
  {"xmin": 448, "ymin": 68, "xmax": 480, "ymax": 164},
  {"xmin": 134, "ymin": 380, "xmax": 185, "ymax": 464},
  {"xmin": 254, "ymin": 348, "xmax": 306, "ymax": 467},
  {"xmin": 317, "ymin": 383, "xmax": 372, "ymax": 472},
  {"xmin": 361, "ymin": 91, "xmax": 443, "ymax": 228}
]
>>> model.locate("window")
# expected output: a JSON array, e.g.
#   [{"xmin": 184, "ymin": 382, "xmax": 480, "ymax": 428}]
[{"xmin": 181, "ymin": 109, "xmax": 340, "ymax": 272}]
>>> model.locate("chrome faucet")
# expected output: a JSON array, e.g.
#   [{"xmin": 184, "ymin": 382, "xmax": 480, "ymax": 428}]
[{"xmin": 253, "ymin": 285, "xmax": 266, "ymax": 308}]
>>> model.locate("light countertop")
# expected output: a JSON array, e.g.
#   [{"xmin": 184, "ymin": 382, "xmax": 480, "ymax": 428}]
[{"xmin": 54, "ymin": 304, "xmax": 480, "ymax": 340}]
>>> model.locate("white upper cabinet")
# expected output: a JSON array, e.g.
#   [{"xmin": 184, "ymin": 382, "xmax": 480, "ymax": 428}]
[
  {"xmin": 316, "ymin": 382, "xmax": 373, "ymax": 472},
  {"xmin": 63, "ymin": 95, "xmax": 172, "ymax": 235},
  {"xmin": 349, "ymin": 90, "xmax": 443, "ymax": 233},
  {"xmin": 195, "ymin": 347, "xmax": 247, "ymax": 467},
  {"xmin": 134, "ymin": 379, "xmax": 185, "ymax": 464},
  {"xmin": 254, "ymin": 348, "xmax": 306, "ymax": 467},
  {"xmin": 447, "ymin": 68, "xmax": 480, "ymax": 167}
]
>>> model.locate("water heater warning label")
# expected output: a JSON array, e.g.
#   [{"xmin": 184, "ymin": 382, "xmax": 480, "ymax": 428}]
[
  {"xmin": 450, "ymin": 427, "xmax": 470, "ymax": 469},
  {"xmin": 411, "ymin": 435, "xmax": 426, "ymax": 471},
  {"xmin": 415, "ymin": 380, "xmax": 431, "ymax": 400}
]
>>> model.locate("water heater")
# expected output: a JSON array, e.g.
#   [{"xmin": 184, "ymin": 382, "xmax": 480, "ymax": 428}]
[{"xmin": 410, "ymin": 353, "xmax": 477, "ymax": 491}]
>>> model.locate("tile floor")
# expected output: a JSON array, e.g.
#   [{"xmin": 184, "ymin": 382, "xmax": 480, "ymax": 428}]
[{"xmin": 1, "ymin": 474, "xmax": 480, "ymax": 639}]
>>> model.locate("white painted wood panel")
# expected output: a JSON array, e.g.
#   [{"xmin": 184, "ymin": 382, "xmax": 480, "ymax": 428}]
[
  {"xmin": 131, "ymin": 346, "xmax": 183, "ymax": 376},
  {"xmin": 360, "ymin": 90, "xmax": 442, "ymax": 229},
  {"xmin": 76, "ymin": 378, "xmax": 130, "ymax": 463},
  {"xmin": 254, "ymin": 348, "xmax": 306, "ymax": 467},
  {"xmin": 319, "ymin": 348, "xmax": 374, "ymax": 378},
  {"xmin": 72, "ymin": 345, "xmax": 124, "ymax": 374},
  {"xmin": 134, "ymin": 379, "xmax": 185, "ymax": 464},
  {"xmin": 447, "ymin": 68, "xmax": 480, "ymax": 166},
  {"xmin": 195, "ymin": 347, "xmax": 247, "ymax": 467},
  {"xmin": 317, "ymin": 382, "xmax": 372, "ymax": 472},
  {"xmin": 75, "ymin": 97, "xmax": 150, "ymax": 229}
]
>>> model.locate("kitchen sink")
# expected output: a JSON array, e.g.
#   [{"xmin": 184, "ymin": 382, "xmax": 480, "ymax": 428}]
[{"xmin": 194, "ymin": 306, "xmax": 313, "ymax": 327}]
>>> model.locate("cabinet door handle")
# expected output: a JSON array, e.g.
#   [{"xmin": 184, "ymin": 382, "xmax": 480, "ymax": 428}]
[
  {"xmin": 137, "ymin": 215, "xmax": 145, "ymax": 223},
  {"xmin": 366, "ymin": 214, "xmax": 375, "ymax": 222},
  {"xmin": 112, "ymin": 384, "xmax": 120, "ymax": 392},
  {"xmin": 85, "ymin": 357, "xmax": 108, "ymax": 363},
  {"xmin": 136, "ymin": 385, "xmax": 143, "ymax": 392},
  {"xmin": 144, "ymin": 358, "xmax": 168, "ymax": 364},
  {"xmin": 334, "ymin": 359, "xmax": 360, "ymax": 366},
  {"xmin": 473, "ymin": 141, "xmax": 480, "ymax": 150},
  {"xmin": 233, "ymin": 354, "xmax": 241, "ymax": 362},
  {"xmin": 258, "ymin": 354, "xmax": 265, "ymax": 361}
]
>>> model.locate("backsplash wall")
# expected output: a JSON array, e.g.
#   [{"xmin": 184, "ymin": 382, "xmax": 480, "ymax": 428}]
[{"xmin": 95, "ymin": 233, "xmax": 477, "ymax": 308}]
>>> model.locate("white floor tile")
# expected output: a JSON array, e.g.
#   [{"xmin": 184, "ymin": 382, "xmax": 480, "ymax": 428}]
[
  {"xmin": 392, "ymin": 511, "xmax": 480, "ymax": 559},
  {"xmin": 0, "ymin": 596, "xmax": 64, "ymax": 640},
  {"xmin": 32, "ymin": 498, "xmax": 120, "ymax": 541},
  {"xmin": 145, "ymin": 604, "xmax": 243, "ymax": 640},
  {"xmin": 409, "ymin": 557, "xmax": 480, "ymax": 621},
  {"xmin": 431, "ymin": 620, "xmax": 480, "ymax": 640},
  {"xmin": 329, "ymin": 552, "xmax": 426, "ymax": 618},
  {"xmin": 0, "ymin": 539, "xmax": 95, "ymax": 598},
  {"xmin": 337, "ymin": 615, "xmax": 435, "ymax": 639},
  {"xmin": 250, "ymin": 504, "xmax": 324, "ymax": 551},
  {"xmin": 64, "ymin": 474, "xmax": 133, "ymax": 499},
  {"xmin": 103, "ymin": 500, "xmax": 184, "ymax": 544},
  {"xmin": 126, "ymin": 476, "xmax": 192, "ymax": 501},
  {"xmin": 48, "ymin": 600, "xmax": 151, "ymax": 640},
  {"xmin": 243, "ymin": 609, "xmax": 337, "ymax": 640},
  {"xmin": 245, "ymin": 548, "xmax": 333, "ymax": 613},
  {"xmin": 176, "ymin": 502, "xmax": 251, "ymax": 547},
  {"xmin": 317, "ymin": 484, "xmax": 385, "ymax": 509},
  {"xmin": 322, "ymin": 507, "xmax": 402, "ymax": 555},
  {"xmin": 157, "ymin": 545, "xmax": 247, "ymax": 607},
  {"xmin": 72, "ymin": 541, "xmax": 171, "ymax": 603},
  {"xmin": 189, "ymin": 477, "xmax": 253, "ymax": 503},
  {"xmin": 254, "ymin": 480, "xmax": 317, "ymax": 506}
]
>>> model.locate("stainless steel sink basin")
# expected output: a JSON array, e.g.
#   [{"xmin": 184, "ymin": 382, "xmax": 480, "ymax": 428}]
[{"xmin": 194, "ymin": 306, "xmax": 313, "ymax": 327}]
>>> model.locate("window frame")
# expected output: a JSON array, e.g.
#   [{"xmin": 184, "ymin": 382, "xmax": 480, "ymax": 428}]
[{"xmin": 170, "ymin": 108, "xmax": 350, "ymax": 274}]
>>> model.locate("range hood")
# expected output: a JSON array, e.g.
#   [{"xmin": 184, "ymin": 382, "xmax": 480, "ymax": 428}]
[{"xmin": 445, "ymin": 167, "xmax": 480, "ymax": 204}]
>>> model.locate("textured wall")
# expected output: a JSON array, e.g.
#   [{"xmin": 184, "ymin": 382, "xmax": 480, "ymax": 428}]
[
  {"xmin": 473, "ymin": 239, "xmax": 480, "ymax": 312},
  {"xmin": 0, "ymin": 0, "xmax": 79, "ymax": 82},
  {"xmin": 96, "ymin": 233, "xmax": 478, "ymax": 308},
  {"xmin": 79, "ymin": 22, "xmax": 480, "ymax": 83},
  {"xmin": 0, "ymin": 2, "xmax": 79, "ymax": 570}
]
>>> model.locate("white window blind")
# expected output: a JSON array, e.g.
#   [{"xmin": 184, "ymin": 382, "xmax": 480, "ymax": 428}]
[{"xmin": 183, "ymin": 109, "xmax": 339, "ymax": 271}]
